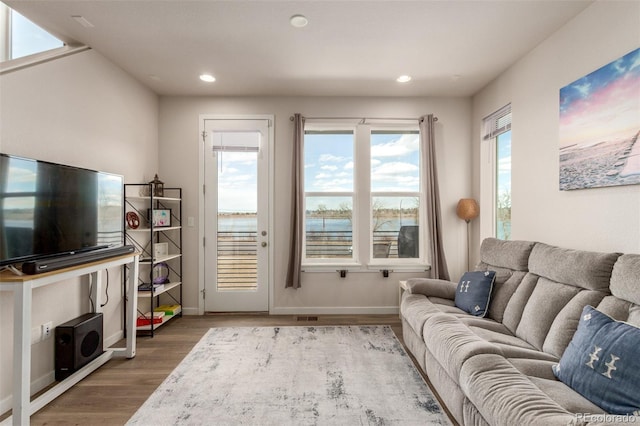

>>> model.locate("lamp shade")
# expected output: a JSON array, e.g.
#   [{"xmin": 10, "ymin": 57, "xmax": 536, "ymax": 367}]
[{"xmin": 456, "ymin": 198, "xmax": 479, "ymax": 222}]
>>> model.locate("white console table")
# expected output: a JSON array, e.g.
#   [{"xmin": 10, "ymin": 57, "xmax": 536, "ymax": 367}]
[{"xmin": 0, "ymin": 253, "xmax": 139, "ymax": 426}]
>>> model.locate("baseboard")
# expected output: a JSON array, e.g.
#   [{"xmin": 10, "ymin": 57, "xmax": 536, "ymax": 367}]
[
  {"xmin": 0, "ymin": 370, "xmax": 55, "ymax": 417},
  {"xmin": 269, "ymin": 306, "xmax": 400, "ymax": 316},
  {"xmin": 0, "ymin": 329, "xmax": 126, "ymax": 417},
  {"xmin": 182, "ymin": 307, "xmax": 199, "ymax": 315}
]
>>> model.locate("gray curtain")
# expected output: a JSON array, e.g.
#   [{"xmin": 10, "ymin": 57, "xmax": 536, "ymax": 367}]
[
  {"xmin": 285, "ymin": 113, "xmax": 305, "ymax": 288},
  {"xmin": 420, "ymin": 114, "xmax": 450, "ymax": 280}
]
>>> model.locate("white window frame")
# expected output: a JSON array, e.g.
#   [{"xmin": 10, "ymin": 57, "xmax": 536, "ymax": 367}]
[
  {"xmin": 303, "ymin": 122, "xmax": 426, "ymax": 272},
  {"xmin": 480, "ymin": 104, "xmax": 512, "ymax": 241},
  {"xmin": 302, "ymin": 123, "xmax": 358, "ymax": 266},
  {"xmin": 0, "ymin": 3, "xmax": 87, "ymax": 74}
]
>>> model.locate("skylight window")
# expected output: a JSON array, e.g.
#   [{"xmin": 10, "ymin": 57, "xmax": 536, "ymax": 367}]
[{"xmin": 1, "ymin": 3, "xmax": 64, "ymax": 63}]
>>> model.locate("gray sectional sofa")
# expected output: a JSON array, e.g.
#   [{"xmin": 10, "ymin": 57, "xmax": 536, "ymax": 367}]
[{"xmin": 401, "ymin": 238, "xmax": 640, "ymax": 425}]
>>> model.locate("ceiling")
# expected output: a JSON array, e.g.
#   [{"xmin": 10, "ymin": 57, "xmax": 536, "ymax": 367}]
[{"xmin": 7, "ymin": 0, "xmax": 593, "ymax": 97}]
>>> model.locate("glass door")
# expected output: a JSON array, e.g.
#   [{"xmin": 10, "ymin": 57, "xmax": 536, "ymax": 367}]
[{"xmin": 203, "ymin": 119, "xmax": 270, "ymax": 311}]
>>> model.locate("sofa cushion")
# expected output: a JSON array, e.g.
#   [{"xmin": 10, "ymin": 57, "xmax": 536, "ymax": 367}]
[
  {"xmin": 460, "ymin": 353, "xmax": 583, "ymax": 426},
  {"xmin": 528, "ymin": 242, "xmax": 619, "ymax": 292},
  {"xmin": 485, "ymin": 269, "xmax": 527, "ymax": 324},
  {"xmin": 455, "ymin": 271, "xmax": 495, "ymax": 317},
  {"xmin": 553, "ymin": 305, "xmax": 640, "ymax": 415},
  {"xmin": 610, "ymin": 254, "xmax": 640, "ymax": 305},
  {"xmin": 515, "ymin": 278, "xmax": 580, "ymax": 350},
  {"xmin": 477, "ymin": 238, "xmax": 535, "ymax": 324},
  {"xmin": 542, "ymin": 290, "xmax": 610, "ymax": 358},
  {"xmin": 478, "ymin": 238, "xmax": 535, "ymax": 271},
  {"xmin": 422, "ymin": 313, "xmax": 503, "ymax": 381},
  {"xmin": 400, "ymin": 293, "xmax": 444, "ymax": 338},
  {"xmin": 405, "ymin": 277, "xmax": 457, "ymax": 299}
]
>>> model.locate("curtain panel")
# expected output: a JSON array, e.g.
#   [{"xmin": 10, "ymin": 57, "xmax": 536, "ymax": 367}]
[
  {"xmin": 420, "ymin": 114, "xmax": 450, "ymax": 280},
  {"xmin": 285, "ymin": 113, "xmax": 305, "ymax": 288}
]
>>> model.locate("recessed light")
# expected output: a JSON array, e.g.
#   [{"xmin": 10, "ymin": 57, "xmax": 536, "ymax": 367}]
[
  {"xmin": 396, "ymin": 75, "xmax": 412, "ymax": 83},
  {"xmin": 290, "ymin": 14, "xmax": 309, "ymax": 28},
  {"xmin": 199, "ymin": 74, "xmax": 216, "ymax": 83}
]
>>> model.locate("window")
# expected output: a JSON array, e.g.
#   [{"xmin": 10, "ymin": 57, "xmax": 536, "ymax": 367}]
[
  {"xmin": 303, "ymin": 123, "xmax": 425, "ymax": 267},
  {"xmin": 482, "ymin": 104, "xmax": 512, "ymax": 240},
  {"xmin": 370, "ymin": 130, "xmax": 421, "ymax": 260},
  {"xmin": 1, "ymin": 3, "xmax": 64, "ymax": 63},
  {"xmin": 304, "ymin": 129, "xmax": 355, "ymax": 261}
]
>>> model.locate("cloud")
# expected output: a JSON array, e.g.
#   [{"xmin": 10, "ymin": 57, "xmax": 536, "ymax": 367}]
[
  {"xmin": 321, "ymin": 165, "xmax": 338, "ymax": 171},
  {"xmin": 319, "ymin": 153, "xmax": 346, "ymax": 163},
  {"xmin": 371, "ymin": 161, "xmax": 420, "ymax": 191},
  {"xmin": 371, "ymin": 134, "xmax": 419, "ymax": 158},
  {"xmin": 574, "ymin": 81, "xmax": 592, "ymax": 98},
  {"xmin": 373, "ymin": 162, "xmax": 419, "ymax": 175}
]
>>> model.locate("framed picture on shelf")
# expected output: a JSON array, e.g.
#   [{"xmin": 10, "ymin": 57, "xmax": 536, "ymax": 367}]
[
  {"xmin": 149, "ymin": 209, "xmax": 171, "ymax": 227},
  {"xmin": 154, "ymin": 242, "xmax": 168, "ymax": 258}
]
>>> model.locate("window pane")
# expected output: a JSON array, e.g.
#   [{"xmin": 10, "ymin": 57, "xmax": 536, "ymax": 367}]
[
  {"xmin": 304, "ymin": 131, "xmax": 354, "ymax": 192},
  {"xmin": 372, "ymin": 196, "xmax": 419, "ymax": 259},
  {"xmin": 305, "ymin": 196, "xmax": 352, "ymax": 259},
  {"xmin": 11, "ymin": 10, "xmax": 63, "ymax": 60},
  {"xmin": 496, "ymin": 130, "xmax": 511, "ymax": 240},
  {"xmin": 371, "ymin": 131, "xmax": 420, "ymax": 192}
]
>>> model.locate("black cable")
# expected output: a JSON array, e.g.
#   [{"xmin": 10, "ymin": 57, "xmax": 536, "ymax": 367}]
[
  {"xmin": 101, "ymin": 269, "xmax": 110, "ymax": 307},
  {"xmin": 89, "ymin": 274, "xmax": 95, "ymax": 312}
]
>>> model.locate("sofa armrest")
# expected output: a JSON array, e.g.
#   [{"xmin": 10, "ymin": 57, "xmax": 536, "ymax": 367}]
[{"xmin": 405, "ymin": 278, "xmax": 457, "ymax": 299}]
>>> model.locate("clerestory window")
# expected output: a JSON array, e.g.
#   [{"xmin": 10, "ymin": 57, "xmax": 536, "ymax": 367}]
[{"xmin": 1, "ymin": 3, "xmax": 66, "ymax": 65}]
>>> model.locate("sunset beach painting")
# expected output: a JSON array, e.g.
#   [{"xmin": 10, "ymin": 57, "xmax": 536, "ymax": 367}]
[{"xmin": 559, "ymin": 47, "xmax": 640, "ymax": 190}]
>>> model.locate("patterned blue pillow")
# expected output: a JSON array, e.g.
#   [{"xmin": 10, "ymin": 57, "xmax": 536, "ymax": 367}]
[
  {"xmin": 454, "ymin": 271, "xmax": 495, "ymax": 317},
  {"xmin": 552, "ymin": 305, "xmax": 640, "ymax": 415}
]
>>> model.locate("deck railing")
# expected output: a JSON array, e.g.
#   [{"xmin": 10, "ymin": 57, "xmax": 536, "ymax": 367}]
[
  {"xmin": 216, "ymin": 230, "xmax": 405, "ymax": 289},
  {"xmin": 217, "ymin": 231, "xmax": 257, "ymax": 289}
]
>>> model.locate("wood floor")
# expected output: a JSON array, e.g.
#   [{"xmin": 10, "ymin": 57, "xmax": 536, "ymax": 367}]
[{"xmin": 4, "ymin": 314, "xmax": 453, "ymax": 425}]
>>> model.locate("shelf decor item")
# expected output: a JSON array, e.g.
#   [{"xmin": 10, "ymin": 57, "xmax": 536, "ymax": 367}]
[
  {"xmin": 150, "ymin": 209, "xmax": 171, "ymax": 227},
  {"xmin": 154, "ymin": 242, "xmax": 168, "ymax": 258},
  {"xmin": 126, "ymin": 211, "xmax": 140, "ymax": 229},
  {"xmin": 150, "ymin": 174, "xmax": 164, "ymax": 197}
]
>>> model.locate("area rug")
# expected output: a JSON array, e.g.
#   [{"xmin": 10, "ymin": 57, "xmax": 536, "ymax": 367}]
[{"xmin": 127, "ymin": 326, "xmax": 451, "ymax": 425}]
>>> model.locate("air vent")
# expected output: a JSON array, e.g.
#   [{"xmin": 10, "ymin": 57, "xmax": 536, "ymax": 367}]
[{"xmin": 295, "ymin": 316, "xmax": 318, "ymax": 322}]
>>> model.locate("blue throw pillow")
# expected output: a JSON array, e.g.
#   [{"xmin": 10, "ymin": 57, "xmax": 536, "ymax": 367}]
[
  {"xmin": 552, "ymin": 305, "xmax": 640, "ymax": 415},
  {"xmin": 454, "ymin": 271, "xmax": 495, "ymax": 317}
]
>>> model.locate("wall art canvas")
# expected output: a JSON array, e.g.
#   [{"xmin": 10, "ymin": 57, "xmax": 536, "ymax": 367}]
[{"xmin": 559, "ymin": 47, "xmax": 640, "ymax": 190}]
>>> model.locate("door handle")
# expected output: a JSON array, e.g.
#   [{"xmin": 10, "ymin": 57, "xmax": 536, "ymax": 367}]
[{"xmin": 261, "ymin": 242, "xmax": 267, "ymax": 247}]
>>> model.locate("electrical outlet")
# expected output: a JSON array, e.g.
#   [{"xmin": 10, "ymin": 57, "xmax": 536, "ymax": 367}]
[{"xmin": 41, "ymin": 322, "xmax": 53, "ymax": 340}]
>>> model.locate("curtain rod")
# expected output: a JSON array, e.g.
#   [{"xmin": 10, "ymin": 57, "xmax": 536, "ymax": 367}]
[{"xmin": 289, "ymin": 115, "xmax": 438, "ymax": 123}]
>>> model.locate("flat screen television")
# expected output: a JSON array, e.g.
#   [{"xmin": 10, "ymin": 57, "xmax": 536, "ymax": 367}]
[{"xmin": 0, "ymin": 153, "xmax": 124, "ymax": 268}]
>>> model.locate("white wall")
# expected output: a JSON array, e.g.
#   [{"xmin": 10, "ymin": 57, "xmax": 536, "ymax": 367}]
[
  {"xmin": 158, "ymin": 96, "xmax": 472, "ymax": 315},
  {"xmin": 0, "ymin": 49, "xmax": 158, "ymax": 411},
  {"xmin": 472, "ymin": 1, "xmax": 640, "ymax": 260}
]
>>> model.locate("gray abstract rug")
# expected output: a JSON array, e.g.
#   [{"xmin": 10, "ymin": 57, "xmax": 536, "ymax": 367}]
[{"xmin": 127, "ymin": 326, "xmax": 450, "ymax": 425}]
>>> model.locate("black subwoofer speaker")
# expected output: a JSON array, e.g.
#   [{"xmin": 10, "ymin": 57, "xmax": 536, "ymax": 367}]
[{"xmin": 55, "ymin": 313, "xmax": 104, "ymax": 381}]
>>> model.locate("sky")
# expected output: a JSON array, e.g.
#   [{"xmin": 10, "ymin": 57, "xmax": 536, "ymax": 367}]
[
  {"xmin": 559, "ymin": 48, "xmax": 640, "ymax": 148},
  {"xmin": 214, "ymin": 130, "xmax": 421, "ymax": 213},
  {"xmin": 303, "ymin": 131, "xmax": 420, "ymax": 210},
  {"xmin": 496, "ymin": 131, "xmax": 511, "ymax": 200},
  {"xmin": 11, "ymin": 9, "xmax": 63, "ymax": 59},
  {"xmin": 217, "ymin": 151, "xmax": 258, "ymax": 214}
]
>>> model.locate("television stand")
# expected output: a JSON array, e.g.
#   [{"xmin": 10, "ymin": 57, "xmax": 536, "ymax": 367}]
[{"xmin": 0, "ymin": 252, "xmax": 139, "ymax": 426}]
